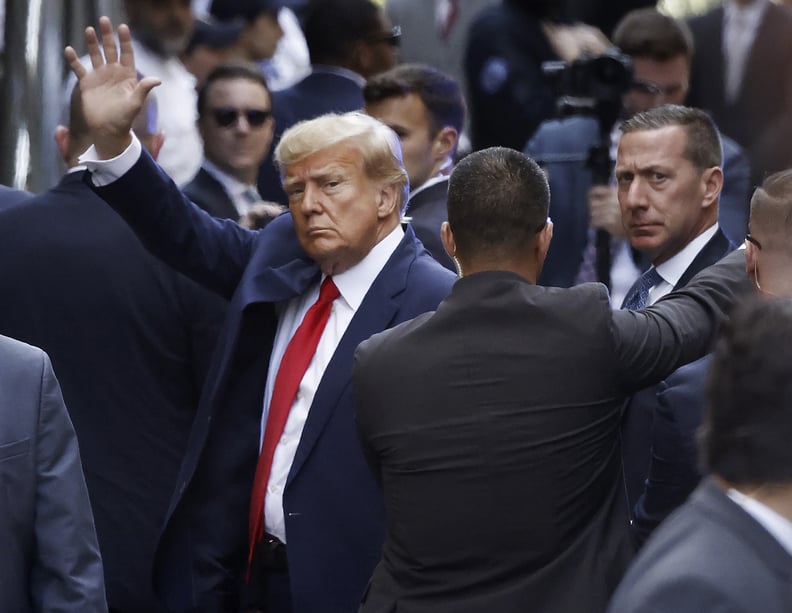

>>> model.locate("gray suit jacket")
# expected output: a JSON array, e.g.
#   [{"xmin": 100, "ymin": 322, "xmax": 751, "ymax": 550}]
[
  {"xmin": 354, "ymin": 251, "xmax": 748, "ymax": 613},
  {"xmin": 608, "ymin": 478, "xmax": 792, "ymax": 613},
  {"xmin": 0, "ymin": 335, "xmax": 107, "ymax": 613}
]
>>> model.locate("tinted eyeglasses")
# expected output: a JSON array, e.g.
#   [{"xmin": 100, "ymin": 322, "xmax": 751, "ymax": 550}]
[
  {"xmin": 366, "ymin": 25, "xmax": 401, "ymax": 47},
  {"xmin": 210, "ymin": 107, "xmax": 272, "ymax": 128}
]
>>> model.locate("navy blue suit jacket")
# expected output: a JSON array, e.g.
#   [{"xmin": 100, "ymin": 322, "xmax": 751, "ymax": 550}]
[
  {"xmin": 0, "ymin": 184, "xmax": 32, "ymax": 210},
  {"xmin": 631, "ymin": 355, "xmax": 710, "ymax": 545},
  {"xmin": 0, "ymin": 172, "xmax": 225, "ymax": 611},
  {"xmin": 92, "ymin": 152, "xmax": 455, "ymax": 612},
  {"xmin": 257, "ymin": 70, "xmax": 365, "ymax": 205},
  {"xmin": 621, "ymin": 229, "xmax": 734, "ymax": 520},
  {"xmin": 525, "ymin": 116, "xmax": 751, "ymax": 288}
]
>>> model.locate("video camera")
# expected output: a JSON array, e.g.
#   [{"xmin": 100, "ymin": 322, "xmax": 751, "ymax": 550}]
[
  {"xmin": 542, "ymin": 49, "xmax": 633, "ymax": 120},
  {"xmin": 541, "ymin": 49, "xmax": 634, "ymax": 290}
]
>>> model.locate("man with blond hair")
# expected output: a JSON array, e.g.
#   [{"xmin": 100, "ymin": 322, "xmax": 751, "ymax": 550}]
[{"xmin": 65, "ymin": 17, "xmax": 454, "ymax": 613}]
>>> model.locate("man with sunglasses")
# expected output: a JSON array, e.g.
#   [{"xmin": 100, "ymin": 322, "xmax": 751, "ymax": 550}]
[
  {"xmin": 184, "ymin": 62, "xmax": 285, "ymax": 228},
  {"xmin": 525, "ymin": 8, "xmax": 750, "ymax": 294}
]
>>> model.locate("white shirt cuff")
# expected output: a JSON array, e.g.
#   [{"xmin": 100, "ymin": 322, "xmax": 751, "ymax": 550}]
[{"xmin": 78, "ymin": 133, "xmax": 142, "ymax": 186}]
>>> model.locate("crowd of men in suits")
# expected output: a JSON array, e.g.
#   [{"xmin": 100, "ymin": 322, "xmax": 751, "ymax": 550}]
[{"xmin": 2, "ymin": 1, "xmax": 792, "ymax": 612}]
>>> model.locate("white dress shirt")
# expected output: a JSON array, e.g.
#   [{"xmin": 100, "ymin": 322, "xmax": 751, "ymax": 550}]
[
  {"xmin": 646, "ymin": 224, "xmax": 719, "ymax": 306},
  {"xmin": 723, "ymin": 0, "xmax": 768, "ymax": 103},
  {"xmin": 130, "ymin": 41, "xmax": 203, "ymax": 186},
  {"xmin": 262, "ymin": 224, "xmax": 404, "ymax": 541}
]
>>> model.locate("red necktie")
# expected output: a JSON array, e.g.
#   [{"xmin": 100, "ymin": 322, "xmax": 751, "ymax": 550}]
[{"xmin": 247, "ymin": 277, "xmax": 340, "ymax": 571}]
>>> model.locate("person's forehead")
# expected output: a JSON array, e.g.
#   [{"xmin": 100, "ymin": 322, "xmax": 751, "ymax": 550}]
[
  {"xmin": 617, "ymin": 126, "xmax": 689, "ymax": 166},
  {"xmin": 631, "ymin": 54, "xmax": 690, "ymax": 82},
  {"xmin": 284, "ymin": 143, "xmax": 366, "ymax": 179},
  {"xmin": 207, "ymin": 78, "xmax": 270, "ymax": 104},
  {"xmin": 366, "ymin": 93, "xmax": 429, "ymax": 126}
]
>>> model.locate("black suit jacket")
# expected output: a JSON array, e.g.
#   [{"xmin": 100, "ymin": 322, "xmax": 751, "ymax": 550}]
[
  {"xmin": 0, "ymin": 172, "xmax": 226, "ymax": 612},
  {"xmin": 354, "ymin": 252, "xmax": 747, "ymax": 613},
  {"xmin": 608, "ymin": 478, "xmax": 792, "ymax": 613},
  {"xmin": 687, "ymin": 2, "xmax": 792, "ymax": 185},
  {"xmin": 183, "ymin": 167, "xmax": 239, "ymax": 220},
  {"xmin": 621, "ymin": 228, "xmax": 734, "ymax": 515},
  {"xmin": 406, "ymin": 177, "xmax": 455, "ymax": 272}
]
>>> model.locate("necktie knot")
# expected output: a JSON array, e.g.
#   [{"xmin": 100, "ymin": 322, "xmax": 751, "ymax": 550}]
[
  {"xmin": 622, "ymin": 267, "xmax": 663, "ymax": 310},
  {"xmin": 242, "ymin": 187, "xmax": 261, "ymax": 204},
  {"xmin": 318, "ymin": 276, "xmax": 340, "ymax": 305}
]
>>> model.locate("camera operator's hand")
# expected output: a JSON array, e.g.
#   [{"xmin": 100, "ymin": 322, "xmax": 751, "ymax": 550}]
[
  {"xmin": 588, "ymin": 185, "xmax": 624, "ymax": 236},
  {"xmin": 542, "ymin": 22, "xmax": 610, "ymax": 63}
]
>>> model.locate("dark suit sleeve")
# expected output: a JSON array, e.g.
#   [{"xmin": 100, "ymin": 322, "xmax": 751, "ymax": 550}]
[
  {"xmin": 91, "ymin": 150, "xmax": 256, "ymax": 300},
  {"xmin": 608, "ymin": 575, "xmax": 746, "ymax": 613},
  {"xmin": 632, "ymin": 358, "xmax": 708, "ymax": 546},
  {"xmin": 30, "ymin": 352, "xmax": 107, "ymax": 613},
  {"xmin": 611, "ymin": 250, "xmax": 749, "ymax": 390}
]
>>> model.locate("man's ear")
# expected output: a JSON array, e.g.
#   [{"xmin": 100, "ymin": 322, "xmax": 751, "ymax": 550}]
[
  {"xmin": 377, "ymin": 182, "xmax": 401, "ymax": 219},
  {"xmin": 432, "ymin": 126, "xmax": 458, "ymax": 163},
  {"xmin": 440, "ymin": 221, "xmax": 456, "ymax": 260},
  {"xmin": 535, "ymin": 220, "xmax": 553, "ymax": 267},
  {"xmin": 53, "ymin": 125, "xmax": 70, "ymax": 164},
  {"xmin": 701, "ymin": 166, "xmax": 724, "ymax": 209},
  {"xmin": 745, "ymin": 239, "xmax": 758, "ymax": 279}
]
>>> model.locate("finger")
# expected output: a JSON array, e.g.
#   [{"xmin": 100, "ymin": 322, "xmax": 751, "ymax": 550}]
[
  {"xmin": 99, "ymin": 16, "xmax": 118, "ymax": 64},
  {"xmin": 85, "ymin": 26, "xmax": 103, "ymax": 69},
  {"xmin": 133, "ymin": 76, "xmax": 163, "ymax": 105},
  {"xmin": 117, "ymin": 23, "xmax": 136, "ymax": 70},
  {"xmin": 64, "ymin": 46, "xmax": 87, "ymax": 80}
]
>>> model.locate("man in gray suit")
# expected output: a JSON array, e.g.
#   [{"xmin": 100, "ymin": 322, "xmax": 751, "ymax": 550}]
[
  {"xmin": 353, "ymin": 146, "xmax": 748, "ymax": 612},
  {"xmin": 0, "ymin": 335, "xmax": 107, "ymax": 613},
  {"xmin": 608, "ymin": 297, "xmax": 792, "ymax": 613}
]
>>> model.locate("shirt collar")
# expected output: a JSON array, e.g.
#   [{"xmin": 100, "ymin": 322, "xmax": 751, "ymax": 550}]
[
  {"xmin": 330, "ymin": 224, "xmax": 404, "ymax": 311},
  {"xmin": 408, "ymin": 173, "xmax": 449, "ymax": 201},
  {"xmin": 727, "ymin": 487, "xmax": 792, "ymax": 557},
  {"xmin": 655, "ymin": 224, "xmax": 719, "ymax": 287},
  {"xmin": 724, "ymin": 0, "xmax": 768, "ymax": 29}
]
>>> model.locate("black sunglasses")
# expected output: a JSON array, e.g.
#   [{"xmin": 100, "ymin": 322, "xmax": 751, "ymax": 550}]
[
  {"xmin": 210, "ymin": 107, "xmax": 272, "ymax": 128},
  {"xmin": 367, "ymin": 25, "xmax": 401, "ymax": 47}
]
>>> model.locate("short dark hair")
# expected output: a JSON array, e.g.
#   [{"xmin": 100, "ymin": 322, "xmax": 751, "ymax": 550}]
[
  {"xmin": 749, "ymin": 169, "xmax": 792, "ymax": 255},
  {"xmin": 702, "ymin": 297, "xmax": 792, "ymax": 484},
  {"xmin": 363, "ymin": 64, "xmax": 466, "ymax": 136},
  {"xmin": 196, "ymin": 62, "xmax": 271, "ymax": 118},
  {"xmin": 302, "ymin": 0, "xmax": 383, "ymax": 65},
  {"xmin": 612, "ymin": 8, "xmax": 693, "ymax": 63},
  {"xmin": 621, "ymin": 104, "xmax": 722, "ymax": 169},
  {"xmin": 447, "ymin": 147, "xmax": 549, "ymax": 258}
]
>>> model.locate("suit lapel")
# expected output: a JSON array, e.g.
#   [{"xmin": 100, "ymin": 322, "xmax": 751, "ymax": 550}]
[
  {"xmin": 675, "ymin": 229, "xmax": 734, "ymax": 289},
  {"xmin": 287, "ymin": 232, "xmax": 416, "ymax": 483}
]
